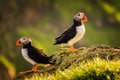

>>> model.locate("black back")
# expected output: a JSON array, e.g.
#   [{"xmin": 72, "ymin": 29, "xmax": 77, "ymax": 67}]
[
  {"xmin": 54, "ymin": 19, "xmax": 82, "ymax": 44},
  {"xmin": 23, "ymin": 42, "xmax": 51, "ymax": 64}
]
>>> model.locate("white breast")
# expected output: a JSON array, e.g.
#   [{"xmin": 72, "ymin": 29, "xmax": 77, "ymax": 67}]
[
  {"xmin": 68, "ymin": 23, "xmax": 85, "ymax": 45},
  {"xmin": 21, "ymin": 48, "xmax": 37, "ymax": 65}
]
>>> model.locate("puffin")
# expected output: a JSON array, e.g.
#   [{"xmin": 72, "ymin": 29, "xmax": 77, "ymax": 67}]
[
  {"xmin": 16, "ymin": 36, "xmax": 52, "ymax": 72},
  {"xmin": 54, "ymin": 12, "xmax": 87, "ymax": 52}
]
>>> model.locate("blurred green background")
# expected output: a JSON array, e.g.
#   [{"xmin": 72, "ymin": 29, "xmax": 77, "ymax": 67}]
[{"xmin": 0, "ymin": 0, "xmax": 120, "ymax": 80}]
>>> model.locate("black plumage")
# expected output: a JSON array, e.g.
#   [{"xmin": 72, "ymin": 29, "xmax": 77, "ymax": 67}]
[
  {"xmin": 23, "ymin": 42, "xmax": 52, "ymax": 64},
  {"xmin": 54, "ymin": 20, "xmax": 82, "ymax": 45}
]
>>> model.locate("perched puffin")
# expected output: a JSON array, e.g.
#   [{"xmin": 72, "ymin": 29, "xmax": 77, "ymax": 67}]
[
  {"xmin": 54, "ymin": 12, "xmax": 87, "ymax": 52},
  {"xmin": 16, "ymin": 36, "xmax": 52, "ymax": 72}
]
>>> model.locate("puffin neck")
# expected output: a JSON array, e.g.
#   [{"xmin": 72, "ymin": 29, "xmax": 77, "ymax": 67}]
[
  {"xmin": 73, "ymin": 19, "xmax": 82, "ymax": 26},
  {"xmin": 23, "ymin": 42, "xmax": 32, "ymax": 48}
]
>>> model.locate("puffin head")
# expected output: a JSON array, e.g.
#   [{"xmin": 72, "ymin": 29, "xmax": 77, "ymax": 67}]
[
  {"xmin": 74, "ymin": 12, "xmax": 87, "ymax": 22},
  {"xmin": 16, "ymin": 36, "xmax": 32, "ymax": 46}
]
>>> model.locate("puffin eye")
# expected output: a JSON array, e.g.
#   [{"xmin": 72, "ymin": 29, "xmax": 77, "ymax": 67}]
[
  {"xmin": 77, "ymin": 13, "xmax": 80, "ymax": 16},
  {"xmin": 23, "ymin": 37, "xmax": 26, "ymax": 40}
]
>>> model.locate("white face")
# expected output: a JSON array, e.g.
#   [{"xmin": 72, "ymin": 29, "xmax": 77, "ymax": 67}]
[
  {"xmin": 74, "ymin": 12, "xmax": 84, "ymax": 22},
  {"xmin": 19, "ymin": 36, "xmax": 31, "ymax": 45}
]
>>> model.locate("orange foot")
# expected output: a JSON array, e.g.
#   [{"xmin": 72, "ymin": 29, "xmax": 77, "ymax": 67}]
[
  {"xmin": 19, "ymin": 64, "xmax": 39, "ymax": 75},
  {"xmin": 70, "ymin": 45, "xmax": 78, "ymax": 52},
  {"xmin": 23, "ymin": 64, "xmax": 39, "ymax": 73},
  {"xmin": 32, "ymin": 64, "xmax": 39, "ymax": 72}
]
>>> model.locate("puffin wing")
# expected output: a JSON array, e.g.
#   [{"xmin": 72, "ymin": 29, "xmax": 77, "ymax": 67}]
[
  {"xmin": 54, "ymin": 27, "xmax": 76, "ymax": 44},
  {"xmin": 33, "ymin": 47, "xmax": 48, "ymax": 57},
  {"xmin": 28, "ymin": 46, "xmax": 50, "ymax": 64}
]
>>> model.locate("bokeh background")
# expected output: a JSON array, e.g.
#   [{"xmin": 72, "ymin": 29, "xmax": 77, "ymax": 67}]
[{"xmin": 0, "ymin": 0, "xmax": 120, "ymax": 80}]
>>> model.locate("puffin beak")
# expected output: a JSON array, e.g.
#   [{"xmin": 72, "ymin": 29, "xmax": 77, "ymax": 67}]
[
  {"xmin": 82, "ymin": 15, "xmax": 87, "ymax": 22},
  {"xmin": 16, "ymin": 40, "xmax": 22, "ymax": 46}
]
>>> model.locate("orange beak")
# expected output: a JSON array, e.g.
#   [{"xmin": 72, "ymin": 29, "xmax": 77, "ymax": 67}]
[
  {"xmin": 16, "ymin": 40, "xmax": 22, "ymax": 46},
  {"xmin": 82, "ymin": 15, "xmax": 87, "ymax": 22}
]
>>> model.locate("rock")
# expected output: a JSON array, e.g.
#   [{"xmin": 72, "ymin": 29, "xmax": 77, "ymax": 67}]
[{"xmin": 51, "ymin": 44, "xmax": 120, "ymax": 70}]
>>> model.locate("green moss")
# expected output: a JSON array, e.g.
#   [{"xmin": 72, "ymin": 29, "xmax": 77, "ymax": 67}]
[{"xmin": 15, "ymin": 58, "xmax": 120, "ymax": 80}]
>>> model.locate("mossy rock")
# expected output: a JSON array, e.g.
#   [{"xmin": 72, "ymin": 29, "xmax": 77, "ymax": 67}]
[{"xmin": 50, "ymin": 44, "xmax": 120, "ymax": 70}]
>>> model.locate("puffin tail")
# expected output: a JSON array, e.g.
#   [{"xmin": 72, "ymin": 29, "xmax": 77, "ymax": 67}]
[
  {"xmin": 53, "ymin": 42, "xmax": 57, "ymax": 45},
  {"xmin": 48, "ymin": 55, "xmax": 55, "ymax": 65},
  {"xmin": 54, "ymin": 40, "xmax": 61, "ymax": 45}
]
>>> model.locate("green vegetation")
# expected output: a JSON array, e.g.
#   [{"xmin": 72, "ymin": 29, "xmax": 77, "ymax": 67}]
[{"xmin": 15, "ymin": 58, "xmax": 120, "ymax": 80}]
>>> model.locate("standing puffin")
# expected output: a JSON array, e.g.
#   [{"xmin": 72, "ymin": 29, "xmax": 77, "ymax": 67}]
[
  {"xmin": 54, "ymin": 12, "xmax": 87, "ymax": 52},
  {"xmin": 16, "ymin": 36, "xmax": 52, "ymax": 72}
]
